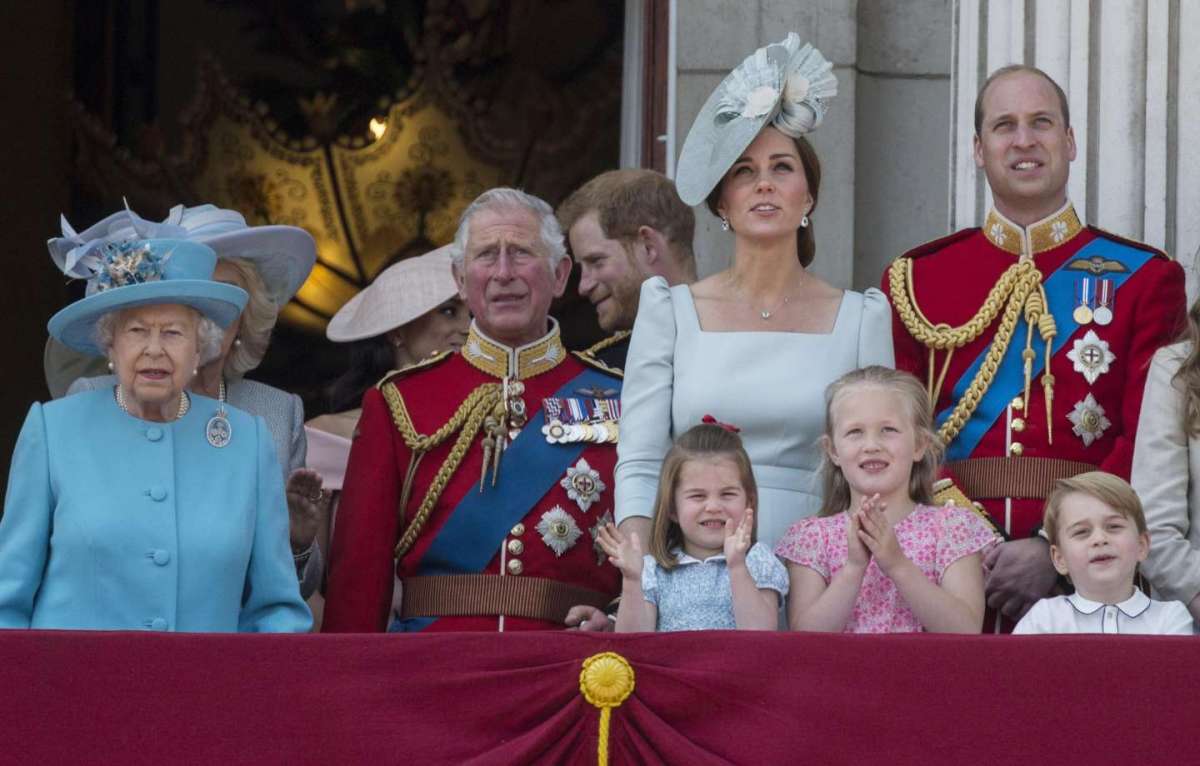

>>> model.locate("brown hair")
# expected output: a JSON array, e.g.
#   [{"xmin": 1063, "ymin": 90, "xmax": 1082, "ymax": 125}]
[
  {"xmin": 1172, "ymin": 299, "xmax": 1200, "ymax": 436},
  {"xmin": 648, "ymin": 423, "xmax": 759, "ymax": 571},
  {"xmin": 817, "ymin": 366, "xmax": 942, "ymax": 517},
  {"xmin": 558, "ymin": 169, "xmax": 696, "ymax": 269},
  {"xmin": 1042, "ymin": 471, "xmax": 1147, "ymax": 546},
  {"xmin": 974, "ymin": 64, "xmax": 1071, "ymax": 135}
]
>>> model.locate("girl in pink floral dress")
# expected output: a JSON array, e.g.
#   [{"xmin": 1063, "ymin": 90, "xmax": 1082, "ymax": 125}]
[{"xmin": 775, "ymin": 367, "xmax": 998, "ymax": 633}]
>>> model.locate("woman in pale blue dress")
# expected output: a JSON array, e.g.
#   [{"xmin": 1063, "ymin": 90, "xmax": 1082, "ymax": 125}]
[{"xmin": 615, "ymin": 34, "xmax": 893, "ymax": 549}]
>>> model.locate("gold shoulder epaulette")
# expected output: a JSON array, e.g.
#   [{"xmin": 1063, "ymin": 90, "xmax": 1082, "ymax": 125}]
[
  {"xmin": 932, "ymin": 478, "xmax": 1007, "ymax": 540},
  {"xmin": 373, "ymin": 349, "xmax": 454, "ymax": 390},
  {"xmin": 572, "ymin": 350, "xmax": 624, "ymax": 379},
  {"xmin": 583, "ymin": 330, "xmax": 630, "ymax": 356}
]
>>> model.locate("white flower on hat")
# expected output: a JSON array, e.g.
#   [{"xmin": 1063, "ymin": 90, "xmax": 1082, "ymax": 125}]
[
  {"xmin": 784, "ymin": 73, "xmax": 810, "ymax": 102},
  {"xmin": 742, "ymin": 85, "xmax": 780, "ymax": 119}
]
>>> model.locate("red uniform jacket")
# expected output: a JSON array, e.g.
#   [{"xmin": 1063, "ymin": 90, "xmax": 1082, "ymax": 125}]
[
  {"xmin": 882, "ymin": 204, "xmax": 1185, "ymax": 538},
  {"xmin": 323, "ymin": 324, "xmax": 622, "ymax": 632}
]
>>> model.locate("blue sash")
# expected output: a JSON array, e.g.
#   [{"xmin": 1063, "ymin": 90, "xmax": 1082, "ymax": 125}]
[
  {"xmin": 390, "ymin": 366, "xmax": 620, "ymax": 632},
  {"xmin": 938, "ymin": 238, "xmax": 1154, "ymax": 461}
]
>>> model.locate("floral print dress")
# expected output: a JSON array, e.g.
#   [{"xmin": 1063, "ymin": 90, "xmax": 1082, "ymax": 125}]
[{"xmin": 774, "ymin": 504, "xmax": 998, "ymax": 632}]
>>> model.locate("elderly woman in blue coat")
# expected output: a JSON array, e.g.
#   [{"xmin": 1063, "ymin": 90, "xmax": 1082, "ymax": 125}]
[
  {"xmin": 59, "ymin": 204, "xmax": 326, "ymax": 598},
  {"xmin": 0, "ymin": 218, "xmax": 311, "ymax": 632}
]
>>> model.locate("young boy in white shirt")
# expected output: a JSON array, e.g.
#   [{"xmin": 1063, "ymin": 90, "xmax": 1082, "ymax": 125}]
[{"xmin": 1014, "ymin": 472, "xmax": 1194, "ymax": 635}]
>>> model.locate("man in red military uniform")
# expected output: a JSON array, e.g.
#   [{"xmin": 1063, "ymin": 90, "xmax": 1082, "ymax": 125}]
[
  {"xmin": 323, "ymin": 188, "xmax": 622, "ymax": 632},
  {"xmin": 883, "ymin": 65, "xmax": 1185, "ymax": 626}
]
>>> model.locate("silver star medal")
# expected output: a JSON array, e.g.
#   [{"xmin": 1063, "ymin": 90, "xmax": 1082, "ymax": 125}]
[
  {"xmin": 590, "ymin": 510, "xmax": 614, "ymax": 565},
  {"xmin": 206, "ymin": 406, "xmax": 232, "ymax": 448},
  {"xmin": 1067, "ymin": 394, "xmax": 1111, "ymax": 447},
  {"xmin": 537, "ymin": 506, "xmax": 582, "ymax": 557},
  {"xmin": 1066, "ymin": 330, "xmax": 1115, "ymax": 385},
  {"xmin": 560, "ymin": 457, "xmax": 606, "ymax": 512}
]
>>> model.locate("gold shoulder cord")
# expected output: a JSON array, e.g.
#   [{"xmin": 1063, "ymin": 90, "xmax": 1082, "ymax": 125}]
[
  {"xmin": 382, "ymin": 381, "xmax": 502, "ymax": 558},
  {"xmin": 888, "ymin": 257, "xmax": 1057, "ymax": 446}
]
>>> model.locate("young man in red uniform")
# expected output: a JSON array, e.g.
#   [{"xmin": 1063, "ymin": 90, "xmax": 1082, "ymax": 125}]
[
  {"xmin": 323, "ymin": 188, "xmax": 623, "ymax": 632},
  {"xmin": 883, "ymin": 66, "xmax": 1185, "ymax": 627}
]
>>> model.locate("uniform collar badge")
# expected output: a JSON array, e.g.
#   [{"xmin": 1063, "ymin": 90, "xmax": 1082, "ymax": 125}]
[
  {"xmin": 1066, "ymin": 329, "xmax": 1115, "ymax": 385},
  {"xmin": 461, "ymin": 319, "xmax": 566, "ymax": 380},
  {"xmin": 983, "ymin": 201, "xmax": 1082, "ymax": 258}
]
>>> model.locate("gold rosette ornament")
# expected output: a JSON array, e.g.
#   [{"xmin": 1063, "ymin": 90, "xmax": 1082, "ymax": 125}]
[{"xmin": 579, "ymin": 652, "xmax": 636, "ymax": 766}]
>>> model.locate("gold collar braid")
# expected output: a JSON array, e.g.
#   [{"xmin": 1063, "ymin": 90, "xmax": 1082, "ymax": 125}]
[
  {"xmin": 460, "ymin": 320, "xmax": 566, "ymax": 380},
  {"xmin": 382, "ymin": 381, "xmax": 506, "ymax": 559},
  {"xmin": 982, "ymin": 202, "xmax": 1083, "ymax": 258},
  {"xmin": 888, "ymin": 256, "xmax": 1057, "ymax": 446}
]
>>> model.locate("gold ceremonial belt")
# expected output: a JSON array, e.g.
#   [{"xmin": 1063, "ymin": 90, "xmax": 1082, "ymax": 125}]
[
  {"xmin": 947, "ymin": 457, "xmax": 1098, "ymax": 500},
  {"xmin": 400, "ymin": 575, "xmax": 611, "ymax": 623}
]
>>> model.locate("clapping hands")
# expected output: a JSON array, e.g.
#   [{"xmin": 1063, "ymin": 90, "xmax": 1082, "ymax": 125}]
[{"xmin": 852, "ymin": 493, "xmax": 906, "ymax": 574}]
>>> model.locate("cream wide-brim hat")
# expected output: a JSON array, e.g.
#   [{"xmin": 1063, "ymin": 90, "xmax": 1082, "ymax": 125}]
[{"xmin": 325, "ymin": 245, "xmax": 460, "ymax": 342}]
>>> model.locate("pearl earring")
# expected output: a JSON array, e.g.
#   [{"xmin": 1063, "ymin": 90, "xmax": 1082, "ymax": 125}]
[
  {"xmin": 720, "ymin": 216, "xmax": 730, "ymax": 232},
  {"xmin": 107, "ymin": 361, "xmax": 114, "ymax": 372},
  {"xmin": 801, "ymin": 214, "xmax": 809, "ymax": 228},
  {"xmin": 233, "ymin": 337, "xmax": 242, "ymax": 347}
]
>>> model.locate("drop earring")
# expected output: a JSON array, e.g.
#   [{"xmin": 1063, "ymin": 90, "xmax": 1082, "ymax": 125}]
[
  {"xmin": 107, "ymin": 361, "xmax": 114, "ymax": 372},
  {"xmin": 801, "ymin": 214, "xmax": 810, "ymax": 228},
  {"xmin": 720, "ymin": 216, "xmax": 730, "ymax": 232}
]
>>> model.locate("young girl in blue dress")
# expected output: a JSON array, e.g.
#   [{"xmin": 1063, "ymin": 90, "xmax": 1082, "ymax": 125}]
[
  {"xmin": 775, "ymin": 366, "xmax": 997, "ymax": 633},
  {"xmin": 598, "ymin": 419, "xmax": 788, "ymax": 631}
]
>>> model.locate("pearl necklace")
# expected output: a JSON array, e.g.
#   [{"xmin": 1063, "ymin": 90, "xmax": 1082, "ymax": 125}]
[{"xmin": 114, "ymin": 385, "xmax": 190, "ymax": 420}]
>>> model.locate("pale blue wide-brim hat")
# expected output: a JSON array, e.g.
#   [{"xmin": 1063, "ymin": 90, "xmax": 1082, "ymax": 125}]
[
  {"xmin": 47, "ymin": 235, "xmax": 248, "ymax": 356},
  {"xmin": 675, "ymin": 33, "xmax": 838, "ymax": 207}
]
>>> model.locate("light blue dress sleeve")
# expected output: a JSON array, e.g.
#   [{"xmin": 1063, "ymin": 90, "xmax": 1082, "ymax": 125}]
[
  {"xmin": 746, "ymin": 541, "xmax": 789, "ymax": 596},
  {"xmin": 857, "ymin": 287, "xmax": 895, "ymax": 368},
  {"xmin": 640, "ymin": 554, "xmax": 660, "ymax": 605},
  {"xmin": 239, "ymin": 415, "xmax": 312, "ymax": 632},
  {"xmin": 0, "ymin": 404, "xmax": 52, "ymax": 628},
  {"xmin": 615, "ymin": 277, "xmax": 678, "ymax": 524}
]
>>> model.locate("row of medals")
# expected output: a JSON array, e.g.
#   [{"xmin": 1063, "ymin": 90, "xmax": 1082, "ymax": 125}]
[{"xmin": 1073, "ymin": 277, "xmax": 1115, "ymax": 326}]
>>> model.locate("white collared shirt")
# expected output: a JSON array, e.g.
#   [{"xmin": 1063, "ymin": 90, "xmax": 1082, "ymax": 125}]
[{"xmin": 1014, "ymin": 591, "xmax": 1195, "ymax": 635}]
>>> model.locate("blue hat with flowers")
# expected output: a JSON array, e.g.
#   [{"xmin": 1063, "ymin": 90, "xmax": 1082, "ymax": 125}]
[
  {"xmin": 675, "ymin": 33, "xmax": 837, "ymax": 206},
  {"xmin": 46, "ymin": 207, "xmax": 249, "ymax": 356}
]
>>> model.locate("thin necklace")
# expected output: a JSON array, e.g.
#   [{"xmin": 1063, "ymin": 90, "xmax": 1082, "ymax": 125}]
[
  {"xmin": 115, "ymin": 385, "xmax": 190, "ymax": 420},
  {"xmin": 758, "ymin": 272, "xmax": 804, "ymax": 321}
]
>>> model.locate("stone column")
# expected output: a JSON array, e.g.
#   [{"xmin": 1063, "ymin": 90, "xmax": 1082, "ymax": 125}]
[{"xmin": 951, "ymin": 1, "xmax": 1200, "ymax": 296}]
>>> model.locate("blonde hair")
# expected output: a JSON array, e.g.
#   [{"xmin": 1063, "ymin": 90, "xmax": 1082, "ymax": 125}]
[
  {"xmin": 1042, "ymin": 471, "xmax": 1147, "ymax": 546},
  {"xmin": 648, "ymin": 423, "xmax": 758, "ymax": 571},
  {"xmin": 817, "ymin": 366, "xmax": 942, "ymax": 516},
  {"xmin": 219, "ymin": 257, "xmax": 279, "ymax": 378},
  {"xmin": 1173, "ymin": 299, "xmax": 1200, "ymax": 436}
]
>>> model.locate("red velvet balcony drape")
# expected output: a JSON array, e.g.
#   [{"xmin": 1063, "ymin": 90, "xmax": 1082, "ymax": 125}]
[{"xmin": 2, "ymin": 630, "xmax": 1194, "ymax": 765}]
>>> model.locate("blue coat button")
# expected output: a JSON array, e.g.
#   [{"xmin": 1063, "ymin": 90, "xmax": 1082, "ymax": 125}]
[
  {"xmin": 152, "ymin": 549, "xmax": 170, "ymax": 566},
  {"xmin": 148, "ymin": 486, "xmax": 168, "ymax": 502},
  {"xmin": 150, "ymin": 617, "xmax": 168, "ymax": 631},
  {"xmin": 146, "ymin": 427, "xmax": 163, "ymax": 442}
]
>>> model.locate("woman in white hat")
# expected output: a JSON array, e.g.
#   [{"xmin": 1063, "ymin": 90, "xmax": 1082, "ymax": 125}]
[
  {"xmin": 615, "ymin": 34, "xmax": 895, "ymax": 552},
  {"xmin": 64, "ymin": 205, "xmax": 328, "ymax": 598},
  {"xmin": 0, "ymin": 210, "xmax": 311, "ymax": 632},
  {"xmin": 306, "ymin": 246, "xmax": 467, "ymax": 500}
]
